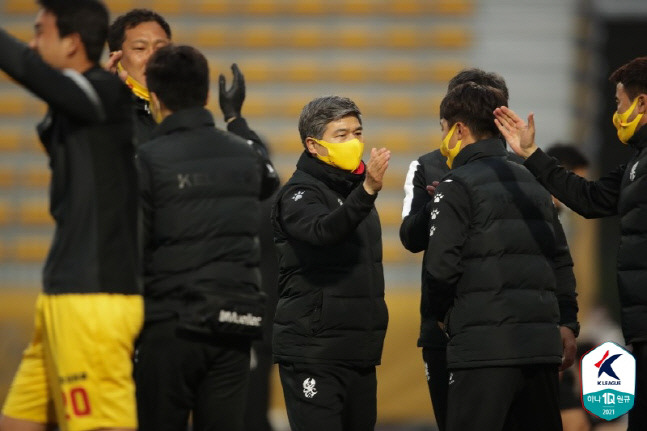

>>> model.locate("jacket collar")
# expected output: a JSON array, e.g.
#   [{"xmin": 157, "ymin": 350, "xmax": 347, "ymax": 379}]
[
  {"xmin": 452, "ymin": 138, "xmax": 508, "ymax": 169},
  {"xmin": 151, "ymin": 107, "xmax": 215, "ymax": 138},
  {"xmin": 628, "ymin": 123, "xmax": 647, "ymax": 150},
  {"xmin": 296, "ymin": 151, "xmax": 365, "ymax": 197}
]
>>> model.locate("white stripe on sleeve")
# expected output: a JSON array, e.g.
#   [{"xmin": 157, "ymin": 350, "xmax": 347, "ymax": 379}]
[{"xmin": 402, "ymin": 160, "xmax": 420, "ymax": 219}]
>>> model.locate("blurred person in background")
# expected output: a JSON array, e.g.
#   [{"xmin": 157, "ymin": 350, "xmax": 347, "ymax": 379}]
[
  {"xmin": 106, "ymin": 8, "xmax": 171, "ymax": 146},
  {"xmin": 134, "ymin": 44, "xmax": 279, "ymax": 431},
  {"xmin": 107, "ymin": 9, "xmax": 255, "ymax": 151},
  {"xmin": 0, "ymin": 1, "xmax": 141, "ymax": 430},
  {"xmin": 494, "ymin": 55, "xmax": 647, "ymax": 431},
  {"xmin": 427, "ymin": 82, "xmax": 565, "ymax": 431},
  {"xmin": 400, "ymin": 68, "xmax": 579, "ymax": 431},
  {"xmin": 271, "ymin": 96, "xmax": 390, "ymax": 431}
]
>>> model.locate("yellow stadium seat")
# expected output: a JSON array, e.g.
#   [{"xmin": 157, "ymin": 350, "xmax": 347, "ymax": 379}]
[
  {"xmin": 429, "ymin": 26, "xmax": 473, "ymax": 49},
  {"xmin": 196, "ymin": 0, "xmax": 231, "ymax": 14},
  {"xmin": 0, "ymin": 130, "xmax": 22, "ymax": 152},
  {"xmin": 21, "ymin": 167, "xmax": 50, "ymax": 189},
  {"xmin": 13, "ymin": 236, "xmax": 50, "ymax": 263},
  {"xmin": 0, "ymin": 94, "xmax": 29, "ymax": 116},
  {"xmin": 108, "ymin": 0, "xmax": 137, "ymax": 14},
  {"xmin": 150, "ymin": 0, "xmax": 183, "ymax": 14},
  {"xmin": 244, "ymin": 0, "xmax": 281, "ymax": 15},
  {"xmin": 18, "ymin": 200, "xmax": 52, "ymax": 226},
  {"xmin": 0, "ymin": 200, "xmax": 12, "ymax": 226},
  {"xmin": 294, "ymin": 0, "xmax": 326, "ymax": 15},
  {"xmin": 375, "ymin": 202, "xmax": 405, "ymax": 228},
  {"xmin": 382, "ymin": 240, "xmax": 416, "ymax": 264},
  {"xmin": 0, "ymin": 167, "xmax": 15, "ymax": 188},
  {"xmin": 4, "ymin": 24, "xmax": 32, "ymax": 43},
  {"xmin": 337, "ymin": 27, "xmax": 374, "ymax": 49},
  {"xmin": 4, "ymin": 0, "xmax": 37, "ymax": 13}
]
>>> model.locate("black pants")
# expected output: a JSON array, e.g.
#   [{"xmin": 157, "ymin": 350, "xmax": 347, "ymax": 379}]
[
  {"xmin": 134, "ymin": 318, "xmax": 251, "ymax": 431},
  {"xmin": 629, "ymin": 342, "xmax": 647, "ymax": 431},
  {"xmin": 422, "ymin": 347, "xmax": 449, "ymax": 431},
  {"xmin": 446, "ymin": 365, "xmax": 562, "ymax": 431},
  {"xmin": 278, "ymin": 362, "xmax": 377, "ymax": 431},
  {"xmin": 244, "ymin": 342, "xmax": 274, "ymax": 431}
]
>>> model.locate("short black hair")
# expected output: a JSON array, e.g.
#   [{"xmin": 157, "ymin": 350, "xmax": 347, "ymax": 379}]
[
  {"xmin": 298, "ymin": 96, "xmax": 362, "ymax": 148},
  {"xmin": 545, "ymin": 143, "xmax": 589, "ymax": 171},
  {"xmin": 37, "ymin": 0, "xmax": 108, "ymax": 63},
  {"xmin": 448, "ymin": 68, "xmax": 509, "ymax": 103},
  {"xmin": 146, "ymin": 45, "xmax": 209, "ymax": 111},
  {"xmin": 108, "ymin": 8, "xmax": 171, "ymax": 52},
  {"xmin": 609, "ymin": 57, "xmax": 647, "ymax": 100},
  {"xmin": 440, "ymin": 82, "xmax": 507, "ymax": 140}
]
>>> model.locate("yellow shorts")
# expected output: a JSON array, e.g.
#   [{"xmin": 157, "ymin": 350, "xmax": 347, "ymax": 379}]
[{"xmin": 2, "ymin": 293, "xmax": 143, "ymax": 431}]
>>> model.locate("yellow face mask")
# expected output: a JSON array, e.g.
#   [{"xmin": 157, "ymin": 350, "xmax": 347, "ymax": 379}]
[
  {"xmin": 613, "ymin": 97, "xmax": 644, "ymax": 144},
  {"xmin": 312, "ymin": 138, "xmax": 364, "ymax": 171},
  {"xmin": 440, "ymin": 123, "xmax": 462, "ymax": 168},
  {"xmin": 117, "ymin": 62, "xmax": 150, "ymax": 103}
]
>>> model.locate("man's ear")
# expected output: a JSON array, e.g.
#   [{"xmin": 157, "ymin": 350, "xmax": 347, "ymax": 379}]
[
  {"xmin": 637, "ymin": 94, "xmax": 647, "ymax": 114},
  {"xmin": 62, "ymin": 33, "xmax": 82, "ymax": 59},
  {"xmin": 455, "ymin": 121, "xmax": 468, "ymax": 139},
  {"xmin": 305, "ymin": 137, "xmax": 318, "ymax": 155}
]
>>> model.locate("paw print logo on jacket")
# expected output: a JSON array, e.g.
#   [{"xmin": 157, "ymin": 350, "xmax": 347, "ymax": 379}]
[
  {"xmin": 429, "ymin": 225, "xmax": 436, "ymax": 236},
  {"xmin": 292, "ymin": 190, "xmax": 305, "ymax": 201},
  {"xmin": 434, "ymin": 193, "xmax": 444, "ymax": 203},
  {"xmin": 430, "ymin": 209, "xmax": 439, "ymax": 220}
]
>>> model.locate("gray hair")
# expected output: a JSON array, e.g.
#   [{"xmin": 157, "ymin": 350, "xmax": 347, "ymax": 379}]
[{"xmin": 298, "ymin": 96, "xmax": 362, "ymax": 148}]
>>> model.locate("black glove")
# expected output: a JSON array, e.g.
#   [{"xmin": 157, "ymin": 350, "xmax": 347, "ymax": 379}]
[{"xmin": 218, "ymin": 63, "xmax": 245, "ymax": 122}]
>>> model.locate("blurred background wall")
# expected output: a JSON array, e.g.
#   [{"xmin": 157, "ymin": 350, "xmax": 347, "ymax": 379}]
[{"xmin": 1, "ymin": 0, "xmax": 646, "ymax": 429}]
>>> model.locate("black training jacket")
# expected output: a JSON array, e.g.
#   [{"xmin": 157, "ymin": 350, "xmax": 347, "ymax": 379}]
[
  {"xmin": 0, "ymin": 29, "xmax": 140, "ymax": 295},
  {"xmin": 271, "ymin": 152, "xmax": 388, "ymax": 366},
  {"xmin": 424, "ymin": 139, "xmax": 562, "ymax": 369},
  {"xmin": 524, "ymin": 126, "xmax": 647, "ymax": 344},
  {"xmin": 137, "ymin": 107, "xmax": 279, "ymax": 322},
  {"xmin": 401, "ymin": 144, "xmax": 577, "ymax": 349}
]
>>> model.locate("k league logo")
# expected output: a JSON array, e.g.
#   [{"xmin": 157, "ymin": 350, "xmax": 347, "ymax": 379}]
[{"xmin": 581, "ymin": 342, "xmax": 636, "ymax": 421}]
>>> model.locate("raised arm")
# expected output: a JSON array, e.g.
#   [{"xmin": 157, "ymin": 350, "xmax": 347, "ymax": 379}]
[
  {"xmin": 494, "ymin": 106, "xmax": 622, "ymax": 217},
  {"xmin": 0, "ymin": 29, "xmax": 107, "ymax": 123}
]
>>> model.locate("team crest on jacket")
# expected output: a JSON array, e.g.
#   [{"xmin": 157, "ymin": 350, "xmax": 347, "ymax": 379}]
[
  {"xmin": 303, "ymin": 377, "xmax": 318, "ymax": 398},
  {"xmin": 630, "ymin": 162, "xmax": 639, "ymax": 181},
  {"xmin": 292, "ymin": 190, "xmax": 305, "ymax": 201}
]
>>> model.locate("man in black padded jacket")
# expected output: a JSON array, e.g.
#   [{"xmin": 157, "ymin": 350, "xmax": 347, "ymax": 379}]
[
  {"xmin": 272, "ymin": 96, "xmax": 390, "ymax": 431},
  {"xmin": 495, "ymin": 55, "xmax": 647, "ymax": 431},
  {"xmin": 0, "ymin": 1, "xmax": 141, "ymax": 430},
  {"xmin": 400, "ymin": 68, "xmax": 578, "ymax": 431},
  {"xmin": 134, "ymin": 45, "xmax": 279, "ymax": 431},
  {"xmin": 428, "ymin": 82, "xmax": 564, "ymax": 431}
]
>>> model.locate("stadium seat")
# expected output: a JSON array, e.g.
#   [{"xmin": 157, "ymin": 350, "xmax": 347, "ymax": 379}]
[
  {"xmin": 0, "ymin": 200, "xmax": 11, "ymax": 226},
  {"xmin": 18, "ymin": 200, "xmax": 52, "ymax": 226},
  {"xmin": 0, "ymin": 167, "xmax": 15, "ymax": 188},
  {"xmin": 3, "ymin": 0, "xmax": 37, "ymax": 14},
  {"xmin": 0, "ymin": 130, "xmax": 22, "ymax": 152},
  {"xmin": 21, "ymin": 167, "xmax": 50, "ymax": 189},
  {"xmin": 382, "ymin": 240, "xmax": 416, "ymax": 264},
  {"xmin": 12, "ymin": 236, "xmax": 50, "ymax": 262}
]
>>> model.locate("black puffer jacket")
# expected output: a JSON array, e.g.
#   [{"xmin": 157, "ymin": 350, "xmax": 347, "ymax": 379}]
[
  {"xmin": 0, "ymin": 30, "xmax": 140, "ymax": 295},
  {"xmin": 137, "ymin": 107, "xmax": 279, "ymax": 322},
  {"xmin": 401, "ymin": 145, "xmax": 577, "ymax": 350},
  {"xmin": 272, "ymin": 152, "xmax": 388, "ymax": 366},
  {"xmin": 424, "ymin": 139, "xmax": 562, "ymax": 369},
  {"xmin": 525, "ymin": 125, "xmax": 647, "ymax": 344}
]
